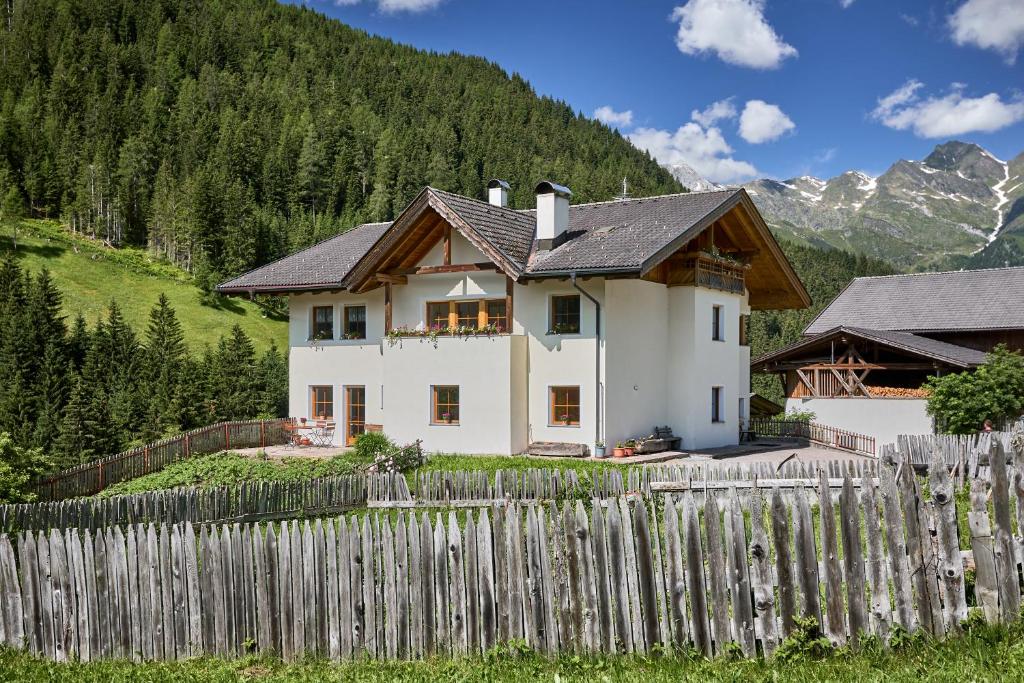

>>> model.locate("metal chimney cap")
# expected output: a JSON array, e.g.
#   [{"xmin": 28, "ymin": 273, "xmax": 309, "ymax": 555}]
[
  {"xmin": 534, "ymin": 180, "xmax": 572, "ymax": 198},
  {"xmin": 487, "ymin": 178, "xmax": 511, "ymax": 190}
]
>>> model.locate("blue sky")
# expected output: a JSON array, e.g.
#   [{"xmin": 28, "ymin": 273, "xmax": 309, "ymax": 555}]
[{"xmin": 296, "ymin": 0, "xmax": 1024, "ymax": 183}]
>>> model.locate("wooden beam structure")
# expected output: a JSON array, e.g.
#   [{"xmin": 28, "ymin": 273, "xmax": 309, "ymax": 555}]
[
  {"xmin": 384, "ymin": 282, "xmax": 392, "ymax": 334},
  {"xmin": 505, "ymin": 275, "xmax": 514, "ymax": 332},
  {"xmin": 442, "ymin": 224, "xmax": 451, "ymax": 266},
  {"xmin": 375, "ymin": 273, "xmax": 408, "ymax": 285}
]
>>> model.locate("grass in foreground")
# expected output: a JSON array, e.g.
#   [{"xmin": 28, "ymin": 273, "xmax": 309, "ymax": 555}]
[
  {"xmin": 1, "ymin": 219, "xmax": 286, "ymax": 351},
  {"xmin": 1, "ymin": 617, "xmax": 1023, "ymax": 682},
  {"xmin": 99, "ymin": 451, "xmax": 632, "ymax": 497}
]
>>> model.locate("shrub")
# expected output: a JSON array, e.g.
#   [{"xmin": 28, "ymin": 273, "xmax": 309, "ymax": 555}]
[
  {"xmin": 353, "ymin": 431, "xmax": 394, "ymax": 461},
  {"xmin": 368, "ymin": 439, "xmax": 428, "ymax": 474},
  {"xmin": 925, "ymin": 346, "xmax": 1024, "ymax": 434},
  {"xmin": 0, "ymin": 432, "xmax": 49, "ymax": 504}
]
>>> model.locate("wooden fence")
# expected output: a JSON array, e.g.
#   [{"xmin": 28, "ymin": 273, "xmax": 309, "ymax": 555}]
[
  {"xmin": 2, "ymin": 460, "xmax": 880, "ymax": 534},
  {"xmin": 1, "ymin": 443, "xmax": 1019, "ymax": 663},
  {"xmin": 32, "ymin": 420, "xmax": 290, "ymax": 501},
  {"xmin": 749, "ymin": 418, "xmax": 876, "ymax": 456}
]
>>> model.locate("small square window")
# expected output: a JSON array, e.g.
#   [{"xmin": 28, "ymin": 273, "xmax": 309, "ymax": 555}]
[
  {"xmin": 432, "ymin": 385, "xmax": 460, "ymax": 424},
  {"xmin": 712, "ymin": 305, "xmax": 724, "ymax": 342},
  {"xmin": 711, "ymin": 386, "xmax": 724, "ymax": 423},
  {"xmin": 344, "ymin": 305, "xmax": 366, "ymax": 339},
  {"xmin": 550, "ymin": 295, "xmax": 580, "ymax": 334},
  {"xmin": 427, "ymin": 302, "xmax": 450, "ymax": 331},
  {"xmin": 311, "ymin": 306, "xmax": 333, "ymax": 340},
  {"xmin": 486, "ymin": 300, "xmax": 507, "ymax": 332},
  {"xmin": 550, "ymin": 386, "xmax": 580, "ymax": 426}
]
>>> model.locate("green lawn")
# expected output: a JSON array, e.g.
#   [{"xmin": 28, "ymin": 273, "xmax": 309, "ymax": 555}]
[
  {"xmin": 0, "ymin": 616, "xmax": 1021, "ymax": 681},
  {"xmin": 99, "ymin": 451, "xmax": 631, "ymax": 497},
  {"xmin": 0, "ymin": 219, "xmax": 287, "ymax": 351}
]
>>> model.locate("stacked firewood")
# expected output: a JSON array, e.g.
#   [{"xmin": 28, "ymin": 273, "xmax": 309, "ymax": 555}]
[{"xmin": 864, "ymin": 385, "xmax": 931, "ymax": 398}]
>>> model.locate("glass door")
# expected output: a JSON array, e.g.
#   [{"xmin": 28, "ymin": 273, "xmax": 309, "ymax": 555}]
[{"xmin": 345, "ymin": 386, "xmax": 366, "ymax": 446}]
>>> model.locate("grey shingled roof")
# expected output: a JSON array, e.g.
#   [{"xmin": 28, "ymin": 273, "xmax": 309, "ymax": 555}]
[
  {"xmin": 752, "ymin": 325, "xmax": 989, "ymax": 369},
  {"xmin": 430, "ymin": 188, "xmax": 536, "ymax": 267},
  {"xmin": 528, "ymin": 189, "xmax": 741, "ymax": 272},
  {"xmin": 217, "ymin": 221, "xmax": 390, "ymax": 292},
  {"xmin": 217, "ymin": 187, "xmax": 750, "ymax": 293},
  {"xmin": 805, "ymin": 267, "xmax": 1024, "ymax": 335}
]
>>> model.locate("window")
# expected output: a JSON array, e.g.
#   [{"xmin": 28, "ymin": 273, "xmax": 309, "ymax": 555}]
[
  {"xmin": 311, "ymin": 306, "xmax": 334, "ymax": 340},
  {"xmin": 550, "ymin": 295, "xmax": 581, "ymax": 334},
  {"xmin": 432, "ymin": 385, "xmax": 460, "ymax": 424},
  {"xmin": 427, "ymin": 302, "xmax": 450, "ymax": 330},
  {"xmin": 486, "ymin": 300, "xmax": 508, "ymax": 332},
  {"xmin": 739, "ymin": 314, "xmax": 749, "ymax": 346},
  {"xmin": 549, "ymin": 386, "xmax": 580, "ymax": 426},
  {"xmin": 711, "ymin": 386, "xmax": 723, "ymax": 423},
  {"xmin": 712, "ymin": 305, "xmax": 724, "ymax": 342},
  {"xmin": 311, "ymin": 386, "xmax": 334, "ymax": 420},
  {"xmin": 456, "ymin": 300, "xmax": 480, "ymax": 330},
  {"xmin": 344, "ymin": 305, "xmax": 366, "ymax": 339},
  {"xmin": 425, "ymin": 299, "xmax": 508, "ymax": 332}
]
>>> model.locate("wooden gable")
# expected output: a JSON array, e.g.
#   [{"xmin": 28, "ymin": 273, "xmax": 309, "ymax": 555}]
[
  {"xmin": 345, "ymin": 189, "xmax": 515, "ymax": 294},
  {"xmin": 639, "ymin": 192, "xmax": 810, "ymax": 310}
]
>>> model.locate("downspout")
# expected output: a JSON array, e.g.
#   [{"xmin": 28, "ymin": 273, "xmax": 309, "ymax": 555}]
[{"xmin": 571, "ymin": 273, "xmax": 602, "ymax": 452}]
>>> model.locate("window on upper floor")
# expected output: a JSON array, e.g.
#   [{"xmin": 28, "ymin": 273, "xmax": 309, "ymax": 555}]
[
  {"xmin": 549, "ymin": 386, "xmax": 580, "ymax": 426},
  {"xmin": 711, "ymin": 386, "xmax": 724, "ymax": 423},
  {"xmin": 311, "ymin": 306, "xmax": 334, "ymax": 340},
  {"xmin": 425, "ymin": 299, "xmax": 508, "ymax": 332},
  {"xmin": 344, "ymin": 305, "xmax": 366, "ymax": 340},
  {"xmin": 712, "ymin": 305, "xmax": 724, "ymax": 342},
  {"xmin": 550, "ymin": 295, "xmax": 580, "ymax": 334},
  {"xmin": 432, "ymin": 385, "xmax": 460, "ymax": 424}
]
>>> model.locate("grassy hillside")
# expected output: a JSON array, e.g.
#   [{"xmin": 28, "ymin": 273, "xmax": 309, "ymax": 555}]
[{"xmin": 0, "ymin": 219, "xmax": 286, "ymax": 351}]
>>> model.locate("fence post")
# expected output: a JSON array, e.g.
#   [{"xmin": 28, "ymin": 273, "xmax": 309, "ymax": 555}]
[
  {"xmin": 144, "ymin": 447, "xmax": 150, "ymax": 474},
  {"xmin": 224, "ymin": 423, "xmax": 230, "ymax": 451},
  {"xmin": 184, "ymin": 433, "xmax": 190, "ymax": 459},
  {"xmin": 260, "ymin": 421, "xmax": 266, "ymax": 449},
  {"xmin": 98, "ymin": 462, "xmax": 104, "ymax": 492}
]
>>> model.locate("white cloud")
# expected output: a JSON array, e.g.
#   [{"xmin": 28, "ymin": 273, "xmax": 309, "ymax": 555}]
[
  {"xmin": 871, "ymin": 80, "xmax": 1024, "ymax": 137},
  {"xmin": 738, "ymin": 100, "xmax": 795, "ymax": 143},
  {"xmin": 839, "ymin": 0, "xmax": 855, "ymax": 7},
  {"xmin": 949, "ymin": 0, "xmax": 1024, "ymax": 64},
  {"xmin": 593, "ymin": 106, "xmax": 634, "ymax": 128},
  {"xmin": 628, "ymin": 122, "xmax": 758, "ymax": 184},
  {"xmin": 670, "ymin": 0, "xmax": 797, "ymax": 69},
  {"xmin": 814, "ymin": 147, "xmax": 838, "ymax": 163},
  {"xmin": 691, "ymin": 98, "xmax": 737, "ymax": 127},
  {"xmin": 329, "ymin": 0, "xmax": 445, "ymax": 12}
]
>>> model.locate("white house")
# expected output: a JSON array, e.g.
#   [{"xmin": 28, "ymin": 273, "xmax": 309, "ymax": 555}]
[{"xmin": 219, "ymin": 181, "xmax": 809, "ymax": 455}]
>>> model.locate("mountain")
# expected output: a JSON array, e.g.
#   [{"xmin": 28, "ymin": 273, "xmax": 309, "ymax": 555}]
[
  {"xmin": 666, "ymin": 162, "xmax": 722, "ymax": 192},
  {"xmin": 741, "ymin": 142, "xmax": 1024, "ymax": 269},
  {"xmin": 0, "ymin": 0, "xmax": 680, "ymax": 285}
]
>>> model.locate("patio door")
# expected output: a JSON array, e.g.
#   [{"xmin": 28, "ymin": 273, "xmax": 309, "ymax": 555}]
[{"xmin": 345, "ymin": 386, "xmax": 366, "ymax": 446}]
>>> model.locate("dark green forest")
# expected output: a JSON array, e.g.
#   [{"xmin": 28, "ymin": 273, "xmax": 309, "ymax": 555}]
[
  {"xmin": 0, "ymin": 0, "xmax": 679, "ymax": 289},
  {"xmin": 0, "ymin": 258, "xmax": 287, "ymax": 500}
]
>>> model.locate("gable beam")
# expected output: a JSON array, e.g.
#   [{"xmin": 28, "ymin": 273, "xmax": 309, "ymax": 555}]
[{"xmin": 443, "ymin": 224, "xmax": 452, "ymax": 266}]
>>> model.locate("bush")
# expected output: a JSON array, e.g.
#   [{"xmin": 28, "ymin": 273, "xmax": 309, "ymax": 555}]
[
  {"xmin": 925, "ymin": 346, "xmax": 1024, "ymax": 434},
  {"xmin": 353, "ymin": 431, "xmax": 394, "ymax": 461},
  {"xmin": 367, "ymin": 439, "xmax": 428, "ymax": 475},
  {"xmin": 0, "ymin": 432, "xmax": 49, "ymax": 504}
]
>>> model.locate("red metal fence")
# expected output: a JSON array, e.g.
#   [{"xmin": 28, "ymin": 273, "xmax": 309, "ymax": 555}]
[
  {"xmin": 750, "ymin": 418, "xmax": 876, "ymax": 456},
  {"xmin": 33, "ymin": 419, "xmax": 290, "ymax": 501}
]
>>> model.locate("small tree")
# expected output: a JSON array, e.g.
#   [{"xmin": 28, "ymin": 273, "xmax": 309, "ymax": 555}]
[
  {"xmin": 2, "ymin": 184, "xmax": 25, "ymax": 250},
  {"xmin": 925, "ymin": 346, "xmax": 1024, "ymax": 434}
]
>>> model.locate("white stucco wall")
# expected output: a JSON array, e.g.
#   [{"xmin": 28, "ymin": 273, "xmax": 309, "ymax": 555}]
[
  {"xmin": 785, "ymin": 397, "xmax": 934, "ymax": 449},
  {"xmin": 666, "ymin": 286, "xmax": 746, "ymax": 449},
  {"xmin": 604, "ymin": 280, "xmax": 669, "ymax": 448},
  {"xmin": 382, "ymin": 335, "xmax": 527, "ymax": 454},
  {"xmin": 516, "ymin": 278, "xmax": 605, "ymax": 451}
]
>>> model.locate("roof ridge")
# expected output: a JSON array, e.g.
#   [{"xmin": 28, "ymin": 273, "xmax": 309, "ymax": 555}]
[
  {"xmin": 514, "ymin": 187, "xmax": 739, "ymax": 213},
  {"xmin": 427, "ymin": 186, "xmax": 536, "ymax": 220},
  {"xmin": 853, "ymin": 265, "xmax": 1024, "ymax": 281}
]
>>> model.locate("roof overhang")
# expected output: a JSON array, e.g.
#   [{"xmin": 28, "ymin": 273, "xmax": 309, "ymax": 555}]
[
  {"xmin": 639, "ymin": 190, "xmax": 811, "ymax": 310},
  {"xmin": 344, "ymin": 188, "xmax": 523, "ymax": 293},
  {"xmin": 752, "ymin": 326, "xmax": 984, "ymax": 372}
]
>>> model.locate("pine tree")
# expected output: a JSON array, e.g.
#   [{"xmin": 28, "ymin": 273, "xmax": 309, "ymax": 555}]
[
  {"xmin": 54, "ymin": 376, "xmax": 93, "ymax": 468},
  {"xmin": 208, "ymin": 325, "xmax": 258, "ymax": 421},
  {"xmin": 142, "ymin": 293, "xmax": 187, "ymax": 438},
  {"xmin": 256, "ymin": 342, "xmax": 288, "ymax": 418}
]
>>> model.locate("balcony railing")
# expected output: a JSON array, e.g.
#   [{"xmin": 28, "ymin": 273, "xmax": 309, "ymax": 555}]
[{"xmin": 685, "ymin": 253, "xmax": 747, "ymax": 295}]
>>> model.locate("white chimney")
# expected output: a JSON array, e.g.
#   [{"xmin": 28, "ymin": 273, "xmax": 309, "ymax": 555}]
[
  {"xmin": 535, "ymin": 180, "xmax": 572, "ymax": 247},
  {"xmin": 487, "ymin": 178, "xmax": 510, "ymax": 208}
]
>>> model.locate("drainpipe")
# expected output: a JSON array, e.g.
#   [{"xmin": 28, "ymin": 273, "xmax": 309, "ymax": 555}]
[{"xmin": 571, "ymin": 272, "xmax": 602, "ymax": 452}]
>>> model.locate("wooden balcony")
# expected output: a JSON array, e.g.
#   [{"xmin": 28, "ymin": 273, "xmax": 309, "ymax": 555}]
[{"xmin": 673, "ymin": 253, "xmax": 747, "ymax": 295}]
